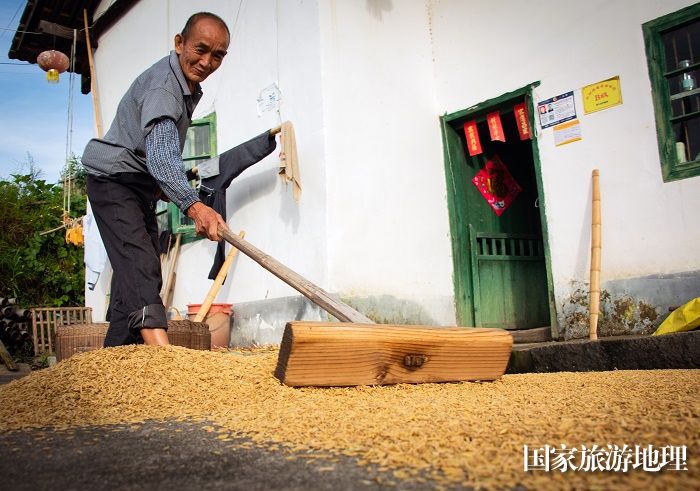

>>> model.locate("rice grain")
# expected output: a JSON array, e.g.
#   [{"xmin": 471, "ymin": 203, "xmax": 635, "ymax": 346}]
[{"xmin": 0, "ymin": 345, "xmax": 697, "ymax": 490}]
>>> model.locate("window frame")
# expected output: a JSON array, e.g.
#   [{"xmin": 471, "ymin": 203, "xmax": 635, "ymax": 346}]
[
  {"xmin": 155, "ymin": 112, "xmax": 217, "ymax": 244},
  {"xmin": 643, "ymin": 3, "xmax": 700, "ymax": 182}
]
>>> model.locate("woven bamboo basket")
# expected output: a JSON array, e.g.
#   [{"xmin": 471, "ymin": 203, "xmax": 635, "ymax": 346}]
[
  {"xmin": 56, "ymin": 321, "xmax": 211, "ymax": 361},
  {"xmin": 166, "ymin": 320, "xmax": 211, "ymax": 350},
  {"xmin": 31, "ymin": 307, "xmax": 93, "ymax": 355},
  {"xmin": 55, "ymin": 323, "xmax": 108, "ymax": 361}
]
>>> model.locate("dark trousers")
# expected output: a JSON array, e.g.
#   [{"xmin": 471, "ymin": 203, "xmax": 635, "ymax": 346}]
[{"xmin": 87, "ymin": 173, "xmax": 168, "ymax": 347}]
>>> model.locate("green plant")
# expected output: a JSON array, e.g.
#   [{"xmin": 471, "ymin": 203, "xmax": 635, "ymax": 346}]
[
  {"xmin": 31, "ymin": 351, "xmax": 55, "ymax": 370},
  {"xmin": 0, "ymin": 154, "xmax": 86, "ymax": 307}
]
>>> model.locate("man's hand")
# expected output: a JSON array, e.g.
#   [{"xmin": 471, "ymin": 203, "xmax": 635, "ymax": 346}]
[{"xmin": 186, "ymin": 202, "xmax": 226, "ymax": 241}]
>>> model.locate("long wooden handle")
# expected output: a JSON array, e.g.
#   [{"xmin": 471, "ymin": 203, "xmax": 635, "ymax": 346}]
[
  {"xmin": 589, "ymin": 169, "xmax": 601, "ymax": 341},
  {"xmin": 218, "ymin": 225, "xmax": 373, "ymax": 324},
  {"xmin": 83, "ymin": 9, "xmax": 103, "ymax": 138},
  {"xmin": 194, "ymin": 231, "xmax": 246, "ymax": 322}
]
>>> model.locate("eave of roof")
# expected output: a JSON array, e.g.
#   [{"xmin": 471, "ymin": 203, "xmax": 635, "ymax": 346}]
[{"xmin": 8, "ymin": 0, "xmax": 140, "ymax": 94}]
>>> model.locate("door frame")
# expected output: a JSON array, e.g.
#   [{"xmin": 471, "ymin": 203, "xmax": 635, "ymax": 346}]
[{"xmin": 440, "ymin": 82, "xmax": 558, "ymax": 337}]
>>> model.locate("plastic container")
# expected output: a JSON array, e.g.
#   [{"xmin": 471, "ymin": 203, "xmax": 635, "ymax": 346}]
[{"xmin": 187, "ymin": 303, "xmax": 233, "ymax": 349}]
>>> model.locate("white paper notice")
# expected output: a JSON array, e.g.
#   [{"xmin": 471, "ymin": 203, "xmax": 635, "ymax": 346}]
[
  {"xmin": 257, "ymin": 83, "xmax": 281, "ymax": 115},
  {"xmin": 553, "ymin": 119, "xmax": 582, "ymax": 146}
]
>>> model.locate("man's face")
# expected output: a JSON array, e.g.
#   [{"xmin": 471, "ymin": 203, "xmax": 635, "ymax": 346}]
[{"xmin": 175, "ymin": 18, "xmax": 229, "ymax": 91}]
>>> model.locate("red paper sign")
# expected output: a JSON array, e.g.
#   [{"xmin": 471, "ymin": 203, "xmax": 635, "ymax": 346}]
[
  {"xmin": 463, "ymin": 120, "xmax": 482, "ymax": 156},
  {"xmin": 471, "ymin": 155, "xmax": 521, "ymax": 216},
  {"xmin": 487, "ymin": 111, "xmax": 505, "ymax": 142},
  {"xmin": 513, "ymin": 103, "xmax": 532, "ymax": 140}
]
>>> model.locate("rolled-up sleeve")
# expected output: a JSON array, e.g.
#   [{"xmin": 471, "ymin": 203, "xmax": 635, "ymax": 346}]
[{"xmin": 145, "ymin": 118, "xmax": 200, "ymax": 212}]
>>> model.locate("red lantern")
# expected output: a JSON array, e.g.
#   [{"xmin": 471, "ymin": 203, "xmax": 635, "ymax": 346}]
[{"xmin": 36, "ymin": 50, "xmax": 70, "ymax": 83}]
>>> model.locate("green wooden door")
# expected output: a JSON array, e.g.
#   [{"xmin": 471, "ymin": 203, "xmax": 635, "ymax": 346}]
[
  {"xmin": 469, "ymin": 228, "xmax": 548, "ymax": 328},
  {"xmin": 442, "ymin": 86, "xmax": 553, "ymax": 330}
]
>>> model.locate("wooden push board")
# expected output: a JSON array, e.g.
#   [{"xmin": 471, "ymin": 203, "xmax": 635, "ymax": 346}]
[{"xmin": 274, "ymin": 322, "xmax": 513, "ymax": 387}]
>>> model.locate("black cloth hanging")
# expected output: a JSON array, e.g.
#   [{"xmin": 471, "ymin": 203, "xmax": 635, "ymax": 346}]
[
  {"xmin": 191, "ymin": 130, "xmax": 277, "ymax": 279},
  {"xmin": 158, "ymin": 230, "xmax": 172, "ymax": 255}
]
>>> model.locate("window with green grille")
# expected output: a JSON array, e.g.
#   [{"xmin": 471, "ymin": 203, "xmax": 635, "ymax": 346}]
[
  {"xmin": 155, "ymin": 112, "xmax": 217, "ymax": 243},
  {"xmin": 643, "ymin": 4, "xmax": 700, "ymax": 182}
]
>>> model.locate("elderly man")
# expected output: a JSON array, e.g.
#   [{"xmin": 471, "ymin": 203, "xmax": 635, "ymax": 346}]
[{"xmin": 82, "ymin": 12, "xmax": 230, "ymax": 347}]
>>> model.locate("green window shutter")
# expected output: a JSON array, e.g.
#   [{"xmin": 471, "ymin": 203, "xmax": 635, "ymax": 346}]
[
  {"xmin": 161, "ymin": 113, "xmax": 217, "ymax": 244},
  {"xmin": 643, "ymin": 4, "xmax": 700, "ymax": 182}
]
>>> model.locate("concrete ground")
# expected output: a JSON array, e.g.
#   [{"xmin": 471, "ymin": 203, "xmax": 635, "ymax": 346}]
[
  {"xmin": 0, "ymin": 362, "xmax": 31, "ymax": 384},
  {"xmin": 0, "ymin": 420, "xmax": 446, "ymax": 491}
]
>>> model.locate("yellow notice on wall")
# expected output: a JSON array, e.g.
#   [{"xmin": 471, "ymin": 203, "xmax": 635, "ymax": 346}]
[{"xmin": 582, "ymin": 76, "xmax": 623, "ymax": 114}]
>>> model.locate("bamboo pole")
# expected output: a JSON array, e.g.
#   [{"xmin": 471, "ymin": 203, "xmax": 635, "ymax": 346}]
[
  {"xmin": 162, "ymin": 234, "xmax": 182, "ymax": 309},
  {"xmin": 589, "ymin": 169, "xmax": 602, "ymax": 340},
  {"xmin": 194, "ymin": 231, "xmax": 246, "ymax": 322},
  {"xmin": 164, "ymin": 272, "xmax": 177, "ymax": 310},
  {"xmin": 160, "ymin": 235, "xmax": 178, "ymax": 298},
  {"xmin": 83, "ymin": 9, "xmax": 103, "ymax": 138}
]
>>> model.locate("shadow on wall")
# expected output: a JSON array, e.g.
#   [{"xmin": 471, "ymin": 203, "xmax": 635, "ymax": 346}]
[
  {"xmin": 231, "ymin": 296, "xmax": 328, "ymax": 347},
  {"xmin": 227, "ymin": 166, "xmax": 279, "ymax": 214},
  {"xmin": 340, "ymin": 294, "xmax": 438, "ymax": 325},
  {"xmin": 230, "ymin": 294, "xmax": 456, "ymax": 347},
  {"xmin": 278, "ymin": 176, "xmax": 301, "ymax": 232},
  {"xmin": 366, "ymin": 0, "xmax": 393, "ymax": 21},
  {"xmin": 226, "ymin": 165, "xmax": 301, "ymax": 232},
  {"xmin": 560, "ymin": 283, "xmax": 661, "ymax": 340}
]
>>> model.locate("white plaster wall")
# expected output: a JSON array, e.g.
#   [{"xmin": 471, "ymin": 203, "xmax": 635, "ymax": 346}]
[
  {"xmin": 318, "ymin": 1, "xmax": 455, "ymax": 321},
  {"xmin": 86, "ymin": 0, "xmax": 328, "ymax": 320},
  {"xmin": 428, "ymin": 0, "xmax": 700, "ymax": 307},
  {"xmin": 85, "ymin": 0, "xmax": 700, "ymax": 329}
]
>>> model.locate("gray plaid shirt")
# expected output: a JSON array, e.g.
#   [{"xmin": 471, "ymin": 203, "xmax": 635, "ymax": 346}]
[{"xmin": 82, "ymin": 51, "xmax": 202, "ymax": 211}]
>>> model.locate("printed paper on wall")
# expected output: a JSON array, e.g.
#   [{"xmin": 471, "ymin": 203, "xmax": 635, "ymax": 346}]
[
  {"xmin": 537, "ymin": 91, "xmax": 576, "ymax": 129},
  {"xmin": 582, "ymin": 76, "xmax": 623, "ymax": 114}
]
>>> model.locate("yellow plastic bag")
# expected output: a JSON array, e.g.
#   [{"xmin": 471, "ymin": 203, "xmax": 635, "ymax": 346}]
[{"xmin": 653, "ymin": 297, "xmax": 700, "ymax": 335}]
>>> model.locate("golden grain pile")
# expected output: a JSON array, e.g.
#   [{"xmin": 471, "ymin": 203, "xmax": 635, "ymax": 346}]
[{"xmin": 0, "ymin": 345, "xmax": 697, "ymax": 490}]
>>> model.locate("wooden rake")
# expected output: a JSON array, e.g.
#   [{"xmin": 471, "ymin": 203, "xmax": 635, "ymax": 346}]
[{"xmin": 218, "ymin": 225, "xmax": 513, "ymax": 387}]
